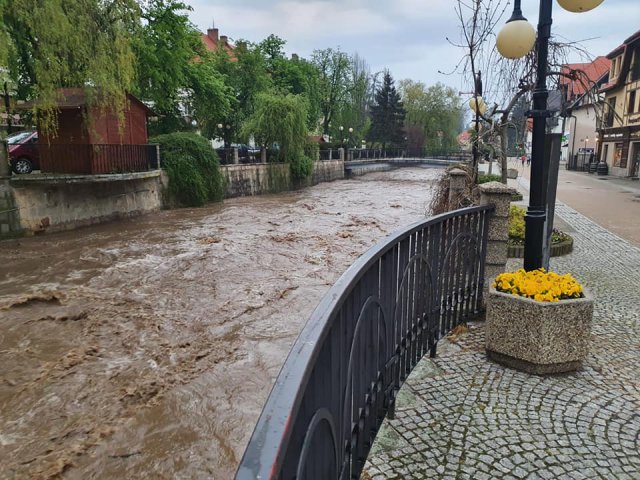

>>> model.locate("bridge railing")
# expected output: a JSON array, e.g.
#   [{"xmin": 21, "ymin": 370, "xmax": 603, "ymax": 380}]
[
  {"xmin": 347, "ymin": 148, "xmax": 472, "ymax": 162},
  {"xmin": 236, "ymin": 205, "xmax": 493, "ymax": 480}
]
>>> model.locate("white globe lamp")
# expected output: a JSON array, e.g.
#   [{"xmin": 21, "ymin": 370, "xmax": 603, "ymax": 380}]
[{"xmin": 557, "ymin": 0, "xmax": 604, "ymax": 13}]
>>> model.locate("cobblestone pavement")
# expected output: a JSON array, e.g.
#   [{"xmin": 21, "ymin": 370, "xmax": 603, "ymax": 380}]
[{"xmin": 364, "ymin": 202, "xmax": 640, "ymax": 479}]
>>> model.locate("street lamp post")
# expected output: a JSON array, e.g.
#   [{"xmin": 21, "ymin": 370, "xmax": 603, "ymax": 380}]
[{"xmin": 496, "ymin": 0, "xmax": 604, "ymax": 271}]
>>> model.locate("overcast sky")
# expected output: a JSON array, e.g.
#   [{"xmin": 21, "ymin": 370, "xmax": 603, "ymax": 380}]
[{"xmin": 187, "ymin": 0, "xmax": 640, "ymax": 92}]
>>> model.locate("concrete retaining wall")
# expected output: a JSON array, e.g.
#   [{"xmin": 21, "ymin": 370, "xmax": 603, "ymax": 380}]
[
  {"xmin": 311, "ymin": 159, "xmax": 344, "ymax": 184},
  {"xmin": 222, "ymin": 163, "xmax": 291, "ymax": 198},
  {"xmin": 0, "ymin": 178, "xmax": 23, "ymax": 238},
  {"xmin": 10, "ymin": 171, "xmax": 165, "ymax": 234},
  {"xmin": 4, "ymin": 159, "xmax": 345, "ymax": 236},
  {"xmin": 222, "ymin": 159, "xmax": 344, "ymax": 198}
]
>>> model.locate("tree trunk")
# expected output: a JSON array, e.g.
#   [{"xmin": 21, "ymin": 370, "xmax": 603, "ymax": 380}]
[{"xmin": 500, "ymin": 123, "xmax": 508, "ymax": 184}]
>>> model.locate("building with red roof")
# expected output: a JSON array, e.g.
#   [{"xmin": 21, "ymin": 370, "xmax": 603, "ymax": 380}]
[
  {"xmin": 597, "ymin": 29, "xmax": 640, "ymax": 177},
  {"xmin": 561, "ymin": 57, "xmax": 611, "ymax": 170},
  {"xmin": 201, "ymin": 27, "xmax": 235, "ymax": 58}
]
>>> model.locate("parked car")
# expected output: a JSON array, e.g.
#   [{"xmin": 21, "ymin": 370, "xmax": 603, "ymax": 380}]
[
  {"xmin": 215, "ymin": 144, "xmax": 260, "ymax": 164},
  {"xmin": 8, "ymin": 130, "xmax": 39, "ymax": 174}
]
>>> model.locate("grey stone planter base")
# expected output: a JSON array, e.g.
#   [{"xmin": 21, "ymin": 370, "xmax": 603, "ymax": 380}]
[{"xmin": 487, "ymin": 349, "xmax": 583, "ymax": 375}]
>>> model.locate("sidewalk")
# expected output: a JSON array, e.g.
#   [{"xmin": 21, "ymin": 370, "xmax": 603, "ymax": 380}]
[
  {"xmin": 507, "ymin": 163, "xmax": 640, "ymax": 247},
  {"xmin": 364, "ymin": 173, "xmax": 640, "ymax": 479}
]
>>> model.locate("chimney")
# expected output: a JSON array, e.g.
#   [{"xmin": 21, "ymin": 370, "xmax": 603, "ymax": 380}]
[
  {"xmin": 207, "ymin": 28, "xmax": 219, "ymax": 42},
  {"xmin": 291, "ymin": 53, "xmax": 299, "ymax": 61},
  {"xmin": 220, "ymin": 35, "xmax": 228, "ymax": 47}
]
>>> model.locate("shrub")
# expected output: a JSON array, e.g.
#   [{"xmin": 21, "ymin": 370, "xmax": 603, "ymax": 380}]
[
  {"xmin": 477, "ymin": 173, "xmax": 502, "ymax": 184},
  {"xmin": 150, "ymin": 132, "xmax": 225, "ymax": 207},
  {"xmin": 508, "ymin": 205, "xmax": 526, "ymax": 242},
  {"xmin": 289, "ymin": 154, "xmax": 314, "ymax": 180},
  {"xmin": 508, "ymin": 206, "xmax": 572, "ymax": 247}
]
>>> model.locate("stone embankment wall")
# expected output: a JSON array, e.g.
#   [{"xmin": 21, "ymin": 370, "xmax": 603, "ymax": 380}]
[
  {"xmin": 10, "ymin": 171, "xmax": 166, "ymax": 234},
  {"xmin": 311, "ymin": 159, "xmax": 344, "ymax": 185},
  {"xmin": 3, "ymin": 159, "xmax": 345, "ymax": 237},
  {"xmin": 0, "ymin": 179, "xmax": 23, "ymax": 237},
  {"xmin": 222, "ymin": 159, "xmax": 344, "ymax": 198}
]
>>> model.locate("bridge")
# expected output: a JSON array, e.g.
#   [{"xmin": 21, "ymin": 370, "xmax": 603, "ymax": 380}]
[{"xmin": 342, "ymin": 148, "xmax": 473, "ymax": 176}]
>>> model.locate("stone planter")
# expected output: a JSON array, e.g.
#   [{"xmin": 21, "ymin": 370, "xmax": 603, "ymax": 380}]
[{"xmin": 486, "ymin": 287, "xmax": 593, "ymax": 374}]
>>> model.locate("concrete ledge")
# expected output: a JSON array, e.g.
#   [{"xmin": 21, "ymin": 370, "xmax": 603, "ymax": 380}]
[{"xmin": 10, "ymin": 170, "xmax": 161, "ymax": 185}]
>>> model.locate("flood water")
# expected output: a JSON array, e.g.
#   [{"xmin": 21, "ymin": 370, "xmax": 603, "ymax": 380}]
[{"xmin": 0, "ymin": 168, "xmax": 440, "ymax": 479}]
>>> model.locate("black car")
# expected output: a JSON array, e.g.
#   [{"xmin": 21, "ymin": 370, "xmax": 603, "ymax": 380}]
[{"xmin": 215, "ymin": 144, "xmax": 259, "ymax": 164}]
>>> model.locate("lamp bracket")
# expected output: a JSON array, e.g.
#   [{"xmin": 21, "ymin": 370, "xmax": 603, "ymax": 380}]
[{"xmin": 506, "ymin": 0, "xmax": 527, "ymax": 23}]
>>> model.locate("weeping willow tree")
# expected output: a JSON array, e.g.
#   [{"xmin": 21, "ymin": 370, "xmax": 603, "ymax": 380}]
[
  {"xmin": 1, "ymin": 0, "xmax": 140, "ymax": 136},
  {"xmin": 242, "ymin": 91, "xmax": 313, "ymax": 180}
]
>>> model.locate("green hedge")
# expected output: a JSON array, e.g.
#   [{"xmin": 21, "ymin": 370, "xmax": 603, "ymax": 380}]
[
  {"xmin": 477, "ymin": 173, "xmax": 502, "ymax": 184},
  {"xmin": 151, "ymin": 132, "xmax": 225, "ymax": 207}
]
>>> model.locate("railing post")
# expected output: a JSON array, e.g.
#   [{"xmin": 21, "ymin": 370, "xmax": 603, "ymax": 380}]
[
  {"xmin": 260, "ymin": 146, "xmax": 267, "ymax": 163},
  {"xmin": 479, "ymin": 182, "xmax": 517, "ymax": 302},
  {"xmin": 338, "ymin": 147, "xmax": 345, "ymax": 162},
  {"xmin": 155, "ymin": 144, "xmax": 161, "ymax": 170},
  {"xmin": 448, "ymin": 168, "xmax": 468, "ymax": 211},
  {"xmin": 233, "ymin": 147, "xmax": 239, "ymax": 164}
]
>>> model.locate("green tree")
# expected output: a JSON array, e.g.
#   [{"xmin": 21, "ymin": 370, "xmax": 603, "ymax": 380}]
[
  {"xmin": 335, "ymin": 52, "xmax": 372, "ymax": 146},
  {"xmin": 367, "ymin": 71, "xmax": 406, "ymax": 149},
  {"xmin": 133, "ymin": 0, "xmax": 199, "ymax": 132},
  {"xmin": 1, "ymin": 0, "xmax": 140, "ymax": 134},
  {"xmin": 257, "ymin": 35, "xmax": 321, "ymax": 131},
  {"xmin": 212, "ymin": 40, "xmax": 272, "ymax": 143},
  {"xmin": 399, "ymin": 80, "xmax": 463, "ymax": 152},
  {"xmin": 311, "ymin": 48, "xmax": 351, "ymax": 135},
  {"xmin": 242, "ymin": 91, "xmax": 312, "ymax": 180}
]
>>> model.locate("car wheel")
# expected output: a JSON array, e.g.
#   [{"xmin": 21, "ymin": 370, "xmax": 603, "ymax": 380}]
[{"xmin": 12, "ymin": 157, "xmax": 33, "ymax": 174}]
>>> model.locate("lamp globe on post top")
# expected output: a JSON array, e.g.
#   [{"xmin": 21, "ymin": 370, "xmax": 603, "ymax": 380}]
[
  {"xmin": 469, "ymin": 96, "xmax": 487, "ymax": 115},
  {"xmin": 496, "ymin": 0, "xmax": 536, "ymax": 59},
  {"xmin": 557, "ymin": 0, "xmax": 604, "ymax": 13}
]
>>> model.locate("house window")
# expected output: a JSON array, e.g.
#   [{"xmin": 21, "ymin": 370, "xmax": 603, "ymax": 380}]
[
  {"xmin": 606, "ymin": 97, "xmax": 616, "ymax": 127},
  {"xmin": 631, "ymin": 48, "xmax": 640, "ymax": 82},
  {"xmin": 629, "ymin": 90, "xmax": 637, "ymax": 114}
]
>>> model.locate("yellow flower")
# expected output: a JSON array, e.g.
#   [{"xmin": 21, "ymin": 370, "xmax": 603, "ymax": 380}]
[{"xmin": 494, "ymin": 268, "xmax": 584, "ymax": 302}]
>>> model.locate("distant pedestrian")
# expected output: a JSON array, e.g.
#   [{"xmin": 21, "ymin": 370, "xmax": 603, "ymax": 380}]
[
  {"xmin": 527, "ymin": 156, "xmax": 531, "ymax": 166},
  {"xmin": 521, "ymin": 154, "xmax": 526, "ymax": 167}
]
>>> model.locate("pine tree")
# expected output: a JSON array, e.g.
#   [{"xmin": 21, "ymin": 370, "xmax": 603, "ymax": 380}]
[{"xmin": 367, "ymin": 71, "xmax": 406, "ymax": 149}]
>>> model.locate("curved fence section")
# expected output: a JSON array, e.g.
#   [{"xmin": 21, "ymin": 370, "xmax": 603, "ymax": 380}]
[{"xmin": 236, "ymin": 205, "xmax": 494, "ymax": 480}]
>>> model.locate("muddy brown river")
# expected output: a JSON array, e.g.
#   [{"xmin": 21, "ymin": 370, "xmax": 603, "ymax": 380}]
[{"xmin": 0, "ymin": 168, "xmax": 440, "ymax": 479}]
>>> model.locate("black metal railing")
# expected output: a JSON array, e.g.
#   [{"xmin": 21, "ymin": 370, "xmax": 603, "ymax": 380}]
[
  {"xmin": 236, "ymin": 205, "xmax": 493, "ymax": 480},
  {"xmin": 347, "ymin": 148, "xmax": 472, "ymax": 162},
  {"xmin": 318, "ymin": 149, "xmax": 343, "ymax": 161}
]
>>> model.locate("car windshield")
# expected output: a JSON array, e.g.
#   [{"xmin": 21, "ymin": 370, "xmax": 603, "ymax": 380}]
[{"xmin": 7, "ymin": 131, "xmax": 34, "ymax": 145}]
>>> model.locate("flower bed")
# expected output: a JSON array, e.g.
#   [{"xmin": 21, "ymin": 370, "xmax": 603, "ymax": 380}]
[
  {"xmin": 507, "ymin": 206, "xmax": 573, "ymax": 258},
  {"xmin": 486, "ymin": 269, "xmax": 593, "ymax": 374}
]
